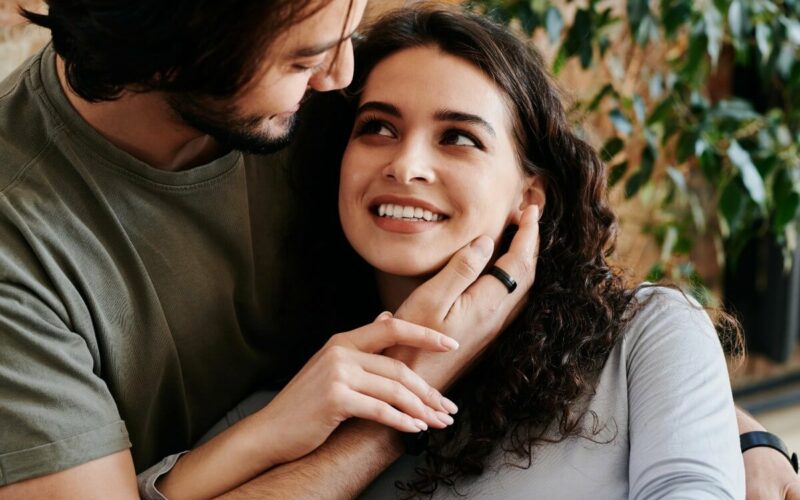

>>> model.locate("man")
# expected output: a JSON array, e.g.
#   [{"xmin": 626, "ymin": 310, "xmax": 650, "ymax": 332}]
[{"xmin": 0, "ymin": 1, "xmax": 796, "ymax": 498}]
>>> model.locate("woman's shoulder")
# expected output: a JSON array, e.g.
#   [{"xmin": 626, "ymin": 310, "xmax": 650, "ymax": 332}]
[{"xmin": 619, "ymin": 284, "xmax": 722, "ymax": 364}]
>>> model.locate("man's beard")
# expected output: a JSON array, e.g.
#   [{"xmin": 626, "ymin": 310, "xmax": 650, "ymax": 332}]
[{"xmin": 167, "ymin": 93, "xmax": 299, "ymax": 156}]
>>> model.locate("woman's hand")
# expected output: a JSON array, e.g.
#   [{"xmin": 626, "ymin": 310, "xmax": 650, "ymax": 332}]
[
  {"xmin": 387, "ymin": 205, "xmax": 540, "ymax": 391},
  {"xmin": 250, "ymin": 314, "xmax": 459, "ymax": 467}
]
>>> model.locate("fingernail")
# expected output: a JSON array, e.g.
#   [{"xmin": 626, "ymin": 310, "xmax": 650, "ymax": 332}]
[
  {"xmin": 530, "ymin": 205, "xmax": 540, "ymax": 222},
  {"xmin": 442, "ymin": 398, "xmax": 459, "ymax": 414},
  {"xmin": 376, "ymin": 311, "xmax": 393, "ymax": 321},
  {"xmin": 436, "ymin": 411, "xmax": 455, "ymax": 426},
  {"xmin": 470, "ymin": 235, "xmax": 494, "ymax": 258},
  {"xmin": 414, "ymin": 418, "xmax": 428, "ymax": 431},
  {"xmin": 440, "ymin": 335, "xmax": 459, "ymax": 350}
]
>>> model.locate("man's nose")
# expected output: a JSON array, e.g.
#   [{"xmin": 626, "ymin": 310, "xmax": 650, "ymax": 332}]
[{"xmin": 308, "ymin": 41, "xmax": 355, "ymax": 92}]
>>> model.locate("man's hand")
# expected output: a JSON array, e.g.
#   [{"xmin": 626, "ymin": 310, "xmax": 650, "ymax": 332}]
[
  {"xmin": 388, "ymin": 205, "xmax": 540, "ymax": 390},
  {"xmin": 743, "ymin": 447, "xmax": 800, "ymax": 500},
  {"xmin": 736, "ymin": 407, "xmax": 800, "ymax": 499}
]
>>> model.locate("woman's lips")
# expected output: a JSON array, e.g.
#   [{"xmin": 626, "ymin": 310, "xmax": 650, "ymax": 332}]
[{"xmin": 370, "ymin": 212, "xmax": 444, "ymax": 234}]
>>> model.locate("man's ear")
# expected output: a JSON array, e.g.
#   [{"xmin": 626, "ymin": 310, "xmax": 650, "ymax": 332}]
[{"xmin": 520, "ymin": 175, "xmax": 546, "ymax": 215}]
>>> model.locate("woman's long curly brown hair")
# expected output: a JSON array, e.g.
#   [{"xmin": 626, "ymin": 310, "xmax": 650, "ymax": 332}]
[{"xmin": 280, "ymin": 4, "xmax": 742, "ymax": 498}]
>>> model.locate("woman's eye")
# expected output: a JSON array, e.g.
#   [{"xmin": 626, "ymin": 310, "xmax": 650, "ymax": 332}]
[
  {"xmin": 356, "ymin": 119, "xmax": 395, "ymax": 138},
  {"xmin": 442, "ymin": 130, "xmax": 482, "ymax": 148}
]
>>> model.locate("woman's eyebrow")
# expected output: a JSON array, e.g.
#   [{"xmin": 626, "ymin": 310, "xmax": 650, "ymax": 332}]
[
  {"xmin": 356, "ymin": 101, "xmax": 402, "ymax": 117},
  {"xmin": 434, "ymin": 109, "xmax": 496, "ymax": 137}
]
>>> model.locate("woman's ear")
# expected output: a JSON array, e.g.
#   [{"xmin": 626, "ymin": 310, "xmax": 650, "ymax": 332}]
[
  {"xmin": 509, "ymin": 175, "xmax": 546, "ymax": 226},
  {"xmin": 520, "ymin": 175, "xmax": 546, "ymax": 214}
]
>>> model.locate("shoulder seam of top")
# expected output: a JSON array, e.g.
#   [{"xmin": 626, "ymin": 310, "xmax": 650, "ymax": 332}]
[
  {"xmin": 0, "ymin": 126, "xmax": 63, "ymax": 196},
  {"xmin": 0, "ymin": 51, "xmax": 37, "ymax": 104},
  {"xmin": 0, "ymin": 51, "xmax": 65, "ymax": 195}
]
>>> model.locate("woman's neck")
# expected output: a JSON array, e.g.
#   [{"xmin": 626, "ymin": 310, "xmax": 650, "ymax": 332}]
[{"xmin": 375, "ymin": 271, "xmax": 427, "ymax": 313}]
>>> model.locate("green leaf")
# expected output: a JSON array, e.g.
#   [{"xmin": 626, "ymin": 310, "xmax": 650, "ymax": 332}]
[
  {"xmin": 662, "ymin": 0, "xmax": 692, "ymax": 38},
  {"xmin": 627, "ymin": 0, "xmax": 650, "ymax": 35},
  {"xmin": 610, "ymin": 108, "xmax": 633, "ymax": 135},
  {"xmin": 647, "ymin": 95, "xmax": 675, "ymax": 125},
  {"xmin": 608, "ymin": 161, "xmax": 628, "ymax": 187},
  {"xmin": 530, "ymin": 0, "xmax": 548, "ymax": 14},
  {"xmin": 634, "ymin": 94, "xmax": 646, "ymax": 123},
  {"xmin": 667, "ymin": 166, "xmax": 688, "ymax": 195},
  {"xmin": 601, "ymin": 137, "xmax": 625, "ymax": 162},
  {"xmin": 712, "ymin": 99, "xmax": 759, "ymax": 121},
  {"xmin": 773, "ymin": 169, "xmax": 800, "ymax": 233},
  {"xmin": 676, "ymin": 130, "xmax": 699, "ymax": 163},
  {"xmin": 699, "ymin": 150, "xmax": 722, "ymax": 180},
  {"xmin": 775, "ymin": 192, "xmax": 800, "ymax": 233},
  {"xmin": 649, "ymin": 74, "xmax": 664, "ymax": 99},
  {"xmin": 704, "ymin": 6, "xmax": 724, "ymax": 66},
  {"xmin": 776, "ymin": 43, "xmax": 796, "ymax": 79},
  {"xmin": 515, "ymin": 4, "xmax": 539, "ymax": 34},
  {"xmin": 727, "ymin": 140, "xmax": 767, "ymax": 207},
  {"xmin": 728, "ymin": 0, "xmax": 745, "ymax": 39},
  {"xmin": 624, "ymin": 144, "xmax": 656, "ymax": 198},
  {"xmin": 719, "ymin": 180, "xmax": 749, "ymax": 237},
  {"xmin": 641, "ymin": 142, "xmax": 657, "ymax": 178},
  {"xmin": 545, "ymin": 7, "xmax": 564, "ymax": 43},
  {"xmin": 553, "ymin": 45, "xmax": 568, "ymax": 74},
  {"xmin": 756, "ymin": 23, "xmax": 772, "ymax": 59},
  {"xmin": 587, "ymin": 83, "xmax": 616, "ymax": 111},
  {"xmin": 646, "ymin": 262, "xmax": 666, "ymax": 281},
  {"xmin": 565, "ymin": 9, "xmax": 591, "ymax": 57},
  {"xmin": 781, "ymin": 16, "xmax": 800, "ymax": 45},
  {"xmin": 580, "ymin": 36, "xmax": 594, "ymax": 68},
  {"xmin": 625, "ymin": 170, "xmax": 647, "ymax": 198},
  {"xmin": 681, "ymin": 31, "xmax": 708, "ymax": 83},
  {"xmin": 636, "ymin": 14, "xmax": 659, "ymax": 45}
]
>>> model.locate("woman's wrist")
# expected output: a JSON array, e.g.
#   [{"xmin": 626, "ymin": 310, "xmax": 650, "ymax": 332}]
[{"xmin": 156, "ymin": 412, "xmax": 281, "ymax": 499}]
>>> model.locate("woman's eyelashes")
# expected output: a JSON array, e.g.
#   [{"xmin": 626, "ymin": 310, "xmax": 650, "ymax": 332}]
[
  {"xmin": 441, "ymin": 129, "xmax": 484, "ymax": 150},
  {"xmin": 354, "ymin": 116, "xmax": 396, "ymax": 138},
  {"xmin": 354, "ymin": 117, "xmax": 485, "ymax": 151}
]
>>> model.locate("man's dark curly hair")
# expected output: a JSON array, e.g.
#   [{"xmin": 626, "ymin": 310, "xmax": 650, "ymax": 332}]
[
  {"xmin": 23, "ymin": 0, "xmax": 344, "ymax": 102},
  {"xmin": 282, "ymin": 5, "xmax": 743, "ymax": 498}
]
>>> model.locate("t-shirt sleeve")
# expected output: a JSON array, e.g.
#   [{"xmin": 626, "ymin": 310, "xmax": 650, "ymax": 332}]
[
  {"xmin": 626, "ymin": 288, "xmax": 745, "ymax": 499},
  {"xmin": 0, "ymin": 221, "xmax": 130, "ymax": 485}
]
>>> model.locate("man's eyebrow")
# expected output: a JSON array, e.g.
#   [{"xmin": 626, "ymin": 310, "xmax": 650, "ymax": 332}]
[
  {"xmin": 289, "ymin": 28, "xmax": 359, "ymax": 58},
  {"xmin": 434, "ymin": 109, "xmax": 496, "ymax": 137},
  {"xmin": 355, "ymin": 101, "xmax": 402, "ymax": 118}
]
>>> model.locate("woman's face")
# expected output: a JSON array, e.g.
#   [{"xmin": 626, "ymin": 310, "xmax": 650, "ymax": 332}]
[{"xmin": 339, "ymin": 45, "xmax": 536, "ymax": 277}]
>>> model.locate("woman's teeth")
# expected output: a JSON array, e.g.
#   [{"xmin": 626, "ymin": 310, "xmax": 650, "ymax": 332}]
[{"xmin": 377, "ymin": 203, "xmax": 444, "ymax": 221}]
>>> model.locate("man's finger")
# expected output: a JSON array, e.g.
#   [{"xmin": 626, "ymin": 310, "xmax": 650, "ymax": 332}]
[
  {"xmin": 459, "ymin": 205, "xmax": 539, "ymax": 316},
  {"xmin": 401, "ymin": 235, "xmax": 494, "ymax": 320},
  {"xmin": 786, "ymin": 482, "xmax": 800, "ymax": 500}
]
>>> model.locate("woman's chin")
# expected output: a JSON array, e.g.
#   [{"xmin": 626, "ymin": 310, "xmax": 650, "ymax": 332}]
[{"xmin": 367, "ymin": 257, "xmax": 448, "ymax": 279}]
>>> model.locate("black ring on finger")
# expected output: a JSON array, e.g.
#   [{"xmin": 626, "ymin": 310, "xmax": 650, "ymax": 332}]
[{"xmin": 487, "ymin": 265, "xmax": 517, "ymax": 294}]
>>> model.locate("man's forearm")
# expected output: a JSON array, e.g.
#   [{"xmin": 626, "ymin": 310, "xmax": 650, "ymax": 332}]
[{"xmin": 219, "ymin": 419, "xmax": 404, "ymax": 499}]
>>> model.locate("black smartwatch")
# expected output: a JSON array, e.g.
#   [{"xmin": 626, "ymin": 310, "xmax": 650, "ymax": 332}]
[{"xmin": 740, "ymin": 431, "xmax": 799, "ymax": 474}]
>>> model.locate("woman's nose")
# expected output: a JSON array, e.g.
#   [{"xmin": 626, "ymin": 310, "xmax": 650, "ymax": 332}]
[{"xmin": 382, "ymin": 144, "xmax": 436, "ymax": 184}]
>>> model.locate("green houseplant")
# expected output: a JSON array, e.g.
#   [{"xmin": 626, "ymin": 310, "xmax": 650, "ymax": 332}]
[{"xmin": 468, "ymin": 0, "xmax": 800, "ymax": 308}]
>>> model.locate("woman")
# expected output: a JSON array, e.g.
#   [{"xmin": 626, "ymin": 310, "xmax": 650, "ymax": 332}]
[{"xmin": 284, "ymin": 5, "xmax": 745, "ymax": 498}]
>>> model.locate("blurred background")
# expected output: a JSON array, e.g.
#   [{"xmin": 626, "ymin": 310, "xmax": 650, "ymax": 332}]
[{"xmin": 2, "ymin": 0, "xmax": 798, "ymax": 447}]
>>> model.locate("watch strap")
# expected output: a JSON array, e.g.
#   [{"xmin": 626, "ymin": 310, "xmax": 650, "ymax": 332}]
[{"xmin": 740, "ymin": 431, "xmax": 799, "ymax": 474}]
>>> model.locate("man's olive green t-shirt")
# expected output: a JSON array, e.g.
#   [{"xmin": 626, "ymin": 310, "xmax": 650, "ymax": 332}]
[{"xmin": 0, "ymin": 45, "xmax": 300, "ymax": 484}]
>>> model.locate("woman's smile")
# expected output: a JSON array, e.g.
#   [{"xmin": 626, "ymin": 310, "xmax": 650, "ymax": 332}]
[{"xmin": 338, "ymin": 45, "xmax": 534, "ymax": 277}]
